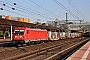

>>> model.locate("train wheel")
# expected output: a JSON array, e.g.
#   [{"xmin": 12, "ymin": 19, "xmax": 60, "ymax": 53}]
[
  {"xmin": 31, "ymin": 41, "xmax": 35, "ymax": 45},
  {"xmin": 27, "ymin": 41, "xmax": 31, "ymax": 46},
  {"xmin": 44, "ymin": 40, "xmax": 48, "ymax": 43}
]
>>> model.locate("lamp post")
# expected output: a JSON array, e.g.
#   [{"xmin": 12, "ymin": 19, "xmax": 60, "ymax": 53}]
[{"xmin": 65, "ymin": 13, "xmax": 69, "ymax": 39}]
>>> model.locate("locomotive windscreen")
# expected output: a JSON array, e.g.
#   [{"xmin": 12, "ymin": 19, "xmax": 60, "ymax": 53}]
[{"xmin": 14, "ymin": 30, "xmax": 24, "ymax": 34}]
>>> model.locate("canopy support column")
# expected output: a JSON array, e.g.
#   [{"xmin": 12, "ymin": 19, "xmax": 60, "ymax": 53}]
[{"xmin": 10, "ymin": 25, "xmax": 12, "ymax": 40}]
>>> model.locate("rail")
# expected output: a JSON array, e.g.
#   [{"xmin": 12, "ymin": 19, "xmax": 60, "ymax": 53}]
[{"xmin": 4, "ymin": 37, "xmax": 89, "ymax": 60}]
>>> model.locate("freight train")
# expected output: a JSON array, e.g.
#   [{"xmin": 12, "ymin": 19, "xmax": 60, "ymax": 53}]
[{"xmin": 12, "ymin": 27, "xmax": 82, "ymax": 44}]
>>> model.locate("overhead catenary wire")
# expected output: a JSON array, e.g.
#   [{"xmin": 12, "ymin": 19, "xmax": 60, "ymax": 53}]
[
  {"xmin": 53, "ymin": 0, "xmax": 80, "ymax": 19},
  {"xmin": 67, "ymin": 0, "xmax": 88, "ymax": 21},
  {"xmin": 5, "ymin": 9, "xmax": 34, "ymax": 19},
  {"xmin": 28, "ymin": 0, "xmax": 61, "ymax": 19},
  {"xmin": 0, "ymin": 2, "xmax": 37, "ymax": 20},
  {"xmin": 0, "ymin": 6, "xmax": 36, "ymax": 19},
  {"xmin": 0, "ymin": 0, "xmax": 54, "ymax": 21},
  {"xmin": 3, "ymin": 0, "xmax": 55, "ymax": 20}
]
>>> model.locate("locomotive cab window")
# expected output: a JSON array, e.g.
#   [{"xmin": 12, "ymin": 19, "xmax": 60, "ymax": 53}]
[
  {"xmin": 14, "ymin": 30, "xmax": 24, "ymax": 34},
  {"xmin": 20, "ymin": 30, "xmax": 24, "ymax": 34}
]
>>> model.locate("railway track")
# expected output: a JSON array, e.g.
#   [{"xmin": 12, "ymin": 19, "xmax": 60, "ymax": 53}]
[
  {"xmin": 46, "ymin": 38, "xmax": 89, "ymax": 60},
  {"xmin": 1, "ymin": 37, "xmax": 89, "ymax": 60},
  {"xmin": 0, "ymin": 41, "xmax": 17, "ymax": 52}
]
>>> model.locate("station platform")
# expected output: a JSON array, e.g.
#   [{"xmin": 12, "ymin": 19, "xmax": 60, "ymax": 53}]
[
  {"xmin": 0, "ymin": 37, "xmax": 11, "ymax": 42},
  {"xmin": 66, "ymin": 41, "xmax": 90, "ymax": 60}
]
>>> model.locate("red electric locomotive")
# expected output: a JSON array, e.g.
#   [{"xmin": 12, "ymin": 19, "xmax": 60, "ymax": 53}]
[{"xmin": 13, "ymin": 27, "xmax": 48, "ymax": 44}]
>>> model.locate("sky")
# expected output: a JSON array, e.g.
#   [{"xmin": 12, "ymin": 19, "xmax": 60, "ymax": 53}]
[{"xmin": 0, "ymin": 0, "xmax": 90, "ymax": 22}]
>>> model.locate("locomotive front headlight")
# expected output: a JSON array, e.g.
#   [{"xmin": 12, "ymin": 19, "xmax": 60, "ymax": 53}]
[
  {"xmin": 14, "ymin": 36, "xmax": 17, "ymax": 38},
  {"xmin": 20, "ymin": 36, "xmax": 24, "ymax": 38}
]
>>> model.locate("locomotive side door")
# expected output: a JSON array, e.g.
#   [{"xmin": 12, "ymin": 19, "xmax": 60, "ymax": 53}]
[{"xmin": 26, "ymin": 30, "xmax": 30, "ymax": 40}]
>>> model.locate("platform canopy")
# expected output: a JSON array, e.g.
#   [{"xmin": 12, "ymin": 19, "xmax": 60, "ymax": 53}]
[{"xmin": 0, "ymin": 18, "xmax": 64, "ymax": 31}]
